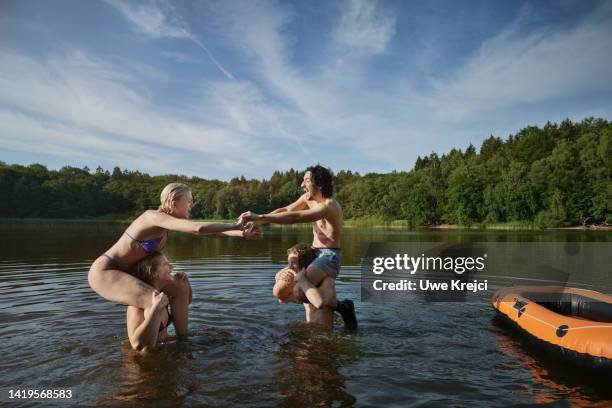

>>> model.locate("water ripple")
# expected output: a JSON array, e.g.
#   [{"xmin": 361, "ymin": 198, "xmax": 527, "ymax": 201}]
[{"xmin": 1, "ymin": 228, "xmax": 610, "ymax": 406}]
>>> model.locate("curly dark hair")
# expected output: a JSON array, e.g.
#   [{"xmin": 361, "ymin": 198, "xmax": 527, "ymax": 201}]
[
  {"xmin": 305, "ymin": 164, "xmax": 333, "ymax": 198},
  {"xmin": 287, "ymin": 243, "xmax": 316, "ymax": 269}
]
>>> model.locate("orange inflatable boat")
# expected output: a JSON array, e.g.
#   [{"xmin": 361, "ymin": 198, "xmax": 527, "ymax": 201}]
[{"xmin": 492, "ymin": 286, "xmax": 612, "ymax": 370}]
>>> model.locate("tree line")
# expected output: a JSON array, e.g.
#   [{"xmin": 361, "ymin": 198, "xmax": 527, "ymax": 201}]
[{"xmin": 1, "ymin": 118, "xmax": 610, "ymax": 227}]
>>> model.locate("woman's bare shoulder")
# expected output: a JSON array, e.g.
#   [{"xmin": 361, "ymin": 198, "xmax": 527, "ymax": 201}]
[
  {"xmin": 142, "ymin": 209, "xmax": 160, "ymax": 219},
  {"xmin": 141, "ymin": 209, "xmax": 171, "ymax": 226}
]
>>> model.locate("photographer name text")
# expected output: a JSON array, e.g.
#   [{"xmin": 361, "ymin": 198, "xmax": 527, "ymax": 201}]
[{"xmin": 372, "ymin": 278, "xmax": 488, "ymax": 292}]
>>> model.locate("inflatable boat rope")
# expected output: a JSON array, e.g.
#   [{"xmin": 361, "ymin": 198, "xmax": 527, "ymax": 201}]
[{"xmin": 512, "ymin": 298, "xmax": 612, "ymax": 335}]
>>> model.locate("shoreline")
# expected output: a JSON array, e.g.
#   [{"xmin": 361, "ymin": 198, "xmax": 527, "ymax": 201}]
[
  {"xmin": 425, "ymin": 223, "xmax": 612, "ymax": 231},
  {"xmin": 1, "ymin": 218, "xmax": 610, "ymax": 231}
]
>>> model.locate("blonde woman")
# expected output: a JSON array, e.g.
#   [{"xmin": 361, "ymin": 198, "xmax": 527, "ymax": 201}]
[{"xmin": 88, "ymin": 182, "xmax": 260, "ymax": 315}]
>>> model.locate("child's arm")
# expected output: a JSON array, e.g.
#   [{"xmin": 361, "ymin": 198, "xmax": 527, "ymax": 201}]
[
  {"xmin": 126, "ymin": 292, "xmax": 167, "ymax": 353},
  {"xmin": 296, "ymin": 273, "xmax": 336, "ymax": 310}
]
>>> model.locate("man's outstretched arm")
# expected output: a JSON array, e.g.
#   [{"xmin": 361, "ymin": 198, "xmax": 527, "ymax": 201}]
[
  {"xmin": 268, "ymin": 193, "xmax": 310, "ymax": 215},
  {"xmin": 240, "ymin": 203, "xmax": 328, "ymax": 225}
]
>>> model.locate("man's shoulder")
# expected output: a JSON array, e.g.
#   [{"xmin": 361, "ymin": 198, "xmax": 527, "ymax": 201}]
[
  {"xmin": 323, "ymin": 197, "xmax": 341, "ymax": 211},
  {"xmin": 306, "ymin": 197, "xmax": 341, "ymax": 216}
]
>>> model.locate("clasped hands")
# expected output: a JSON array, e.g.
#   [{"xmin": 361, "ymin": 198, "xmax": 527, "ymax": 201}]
[
  {"xmin": 235, "ymin": 216, "xmax": 263, "ymax": 240},
  {"xmin": 238, "ymin": 211, "xmax": 262, "ymax": 224}
]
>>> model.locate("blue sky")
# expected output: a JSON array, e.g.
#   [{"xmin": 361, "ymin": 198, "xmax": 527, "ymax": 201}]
[{"xmin": 1, "ymin": 0, "xmax": 611, "ymax": 180}]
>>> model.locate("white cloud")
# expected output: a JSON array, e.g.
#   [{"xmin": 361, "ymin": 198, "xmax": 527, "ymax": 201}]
[
  {"xmin": 0, "ymin": 109, "xmax": 182, "ymax": 174},
  {"xmin": 331, "ymin": 0, "xmax": 396, "ymax": 58},
  {"xmin": 202, "ymin": 1, "xmax": 340, "ymax": 122},
  {"xmin": 160, "ymin": 50, "xmax": 201, "ymax": 64},
  {"xmin": 104, "ymin": 0, "xmax": 234, "ymax": 79},
  {"xmin": 425, "ymin": 3, "xmax": 612, "ymax": 121},
  {"xmin": 104, "ymin": 0, "xmax": 191, "ymax": 39},
  {"xmin": 176, "ymin": 0, "xmax": 612, "ymax": 173},
  {"xmin": 2, "ymin": 1, "xmax": 611, "ymax": 179},
  {"xmin": 0, "ymin": 47, "xmax": 289, "ymax": 176}
]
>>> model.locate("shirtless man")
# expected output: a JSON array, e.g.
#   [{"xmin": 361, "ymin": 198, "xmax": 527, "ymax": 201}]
[{"xmin": 240, "ymin": 165, "xmax": 357, "ymax": 330}]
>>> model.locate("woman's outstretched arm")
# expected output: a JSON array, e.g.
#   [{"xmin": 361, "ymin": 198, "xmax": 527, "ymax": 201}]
[
  {"xmin": 202, "ymin": 223, "xmax": 262, "ymax": 239},
  {"xmin": 146, "ymin": 210, "xmax": 243, "ymax": 235}
]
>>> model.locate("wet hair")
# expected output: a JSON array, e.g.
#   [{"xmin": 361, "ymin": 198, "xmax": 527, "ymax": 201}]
[
  {"xmin": 133, "ymin": 252, "xmax": 164, "ymax": 285},
  {"xmin": 305, "ymin": 165, "xmax": 333, "ymax": 197},
  {"xmin": 287, "ymin": 243, "xmax": 316, "ymax": 270},
  {"xmin": 159, "ymin": 183, "xmax": 191, "ymax": 214}
]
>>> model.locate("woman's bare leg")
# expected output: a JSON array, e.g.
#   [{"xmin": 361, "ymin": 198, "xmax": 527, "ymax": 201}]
[{"xmin": 88, "ymin": 257, "xmax": 154, "ymax": 310}]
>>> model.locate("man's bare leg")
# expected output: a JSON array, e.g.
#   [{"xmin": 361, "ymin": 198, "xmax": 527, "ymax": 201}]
[
  {"xmin": 305, "ymin": 265, "xmax": 356, "ymax": 330},
  {"xmin": 305, "ymin": 265, "xmax": 328, "ymax": 286}
]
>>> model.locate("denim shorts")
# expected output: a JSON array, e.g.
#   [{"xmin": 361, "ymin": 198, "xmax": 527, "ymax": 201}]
[{"xmin": 311, "ymin": 248, "xmax": 342, "ymax": 279}]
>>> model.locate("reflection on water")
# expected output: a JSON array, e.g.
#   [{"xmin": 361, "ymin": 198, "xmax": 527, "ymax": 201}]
[
  {"xmin": 0, "ymin": 222, "xmax": 610, "ymax": 406},
  {"xmin": 114, "ymin": 343, "xmax": 188, "ymax": 405},
  {"xmin": 491, "ymin": 316, "xmax": 612, "ymax": 406},
  {"xmin": 276, "ymin": 323, "xmax": 358, "ymax": 407}
]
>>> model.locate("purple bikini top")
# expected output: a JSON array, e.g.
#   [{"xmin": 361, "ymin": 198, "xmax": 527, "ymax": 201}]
[{"xmin": 125, "ymin": 230, "xmax": 166, "ymax": 253}]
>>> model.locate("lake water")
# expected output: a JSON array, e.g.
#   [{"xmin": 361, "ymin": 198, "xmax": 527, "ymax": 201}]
[{"xmin": 0, "ymin": 222, "xmax": 610, "ymax": 407}]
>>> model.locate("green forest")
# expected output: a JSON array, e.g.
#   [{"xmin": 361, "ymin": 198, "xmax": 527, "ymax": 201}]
[{"xmin": 1, "ymin": 118, "xmax": 610, "ymax": 228}]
